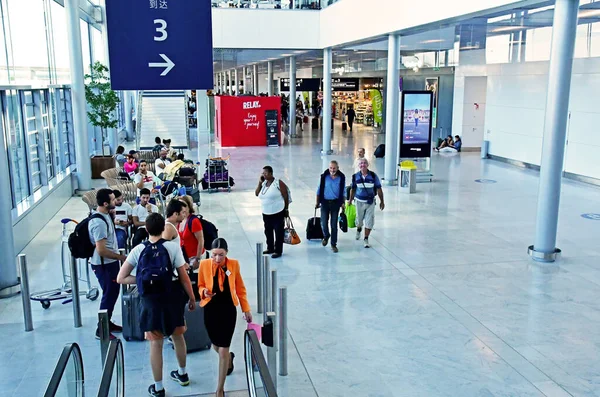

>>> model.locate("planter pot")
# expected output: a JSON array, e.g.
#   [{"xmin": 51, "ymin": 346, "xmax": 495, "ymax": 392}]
[{"xmin": 91, "ymin": 155, "xmax": 116, "ymax": 179}]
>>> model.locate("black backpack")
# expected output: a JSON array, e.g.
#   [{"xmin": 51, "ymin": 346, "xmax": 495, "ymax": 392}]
[
  {"xmin": 187, "ymin": 214, "xmax": 218, "ymax": 251},
  {"xmin": 68, "ymin": 214, "xmax": 108, "ymax": 259},
  {"xmin": 136, "ymin": 239, "xmax": 173, "ymax": 296},
  {"xmin": 374, "ymin": 144, "xmax": 385, "ymax": 158}
]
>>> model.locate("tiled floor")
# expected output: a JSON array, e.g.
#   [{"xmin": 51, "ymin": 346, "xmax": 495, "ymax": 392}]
[{"xmin": 2, "ymin": 120, "xmax": 600, "ymax": 396}]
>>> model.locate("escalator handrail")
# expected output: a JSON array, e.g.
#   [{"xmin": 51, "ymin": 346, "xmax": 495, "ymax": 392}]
[
  {"xmin": 244, "ymin": 329, "xmax": 278, "ymax": 397},
  {"xmin": 43, "ymin": 343, "xmax": 84, "ymax": 397},
  {"xmin": 97, "ymin": 339, "xmax": 125, "ymax": 397}
]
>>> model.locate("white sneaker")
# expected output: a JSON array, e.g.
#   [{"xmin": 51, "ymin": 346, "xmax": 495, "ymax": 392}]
[
  {"xmin": 355, "ymin": 228, "xmax": 362, "ymax": 240},
  {"xmin": 364, "ymin": 238, "xmax": 370, "ymax": 248}
]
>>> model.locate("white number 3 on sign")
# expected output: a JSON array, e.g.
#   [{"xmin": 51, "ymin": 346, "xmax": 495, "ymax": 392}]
[{"xmin": 154, "ymin": 19, "xmax": 168, "ymax": 42}]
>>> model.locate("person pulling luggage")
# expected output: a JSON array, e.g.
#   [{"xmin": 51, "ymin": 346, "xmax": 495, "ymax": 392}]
[
  {"xmin": 315, "ymin": 160, "xmax": 346, "ymax": 253},
  {"xmin": 117, "ymin": 213, "xmax": 196, "ymax": 397}
]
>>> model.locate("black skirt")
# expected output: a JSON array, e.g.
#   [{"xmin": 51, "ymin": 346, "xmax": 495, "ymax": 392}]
[{"xmin": 204, "ymin": 271, "xmax": 237, "ymax": 348}]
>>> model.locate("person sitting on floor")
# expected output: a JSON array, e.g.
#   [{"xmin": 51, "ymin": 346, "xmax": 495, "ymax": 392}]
[
  {"xmin": 434, "ymin": 135, "xmax": 454, "ymax": 151},
  {"xmin": 436, "ymin": 135, "xmax": 462, "ymax": 153}
]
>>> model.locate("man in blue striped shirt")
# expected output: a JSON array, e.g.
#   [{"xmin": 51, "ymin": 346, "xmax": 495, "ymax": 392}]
[
  {"xmin": 316, "ymin": 161, "xmax": 346, "ymax": 253},
  {"xmin": 348, "ymin": 158, "xmax": 385, "ymax": 248}
]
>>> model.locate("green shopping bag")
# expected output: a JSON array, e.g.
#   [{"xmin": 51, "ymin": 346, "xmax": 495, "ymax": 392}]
[{"xmin": 345, "ymin": 203, "xmax": 357, "ymax": 229}]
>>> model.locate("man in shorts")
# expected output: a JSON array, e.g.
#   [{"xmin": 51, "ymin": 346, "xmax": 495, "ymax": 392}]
[
  {"xmin": 117, "ymin": 213, "xmax": 196, "ymax": 397},
  {"xmin": 348, "ymin": 158, "xmax": 385, "ymax": 248}
]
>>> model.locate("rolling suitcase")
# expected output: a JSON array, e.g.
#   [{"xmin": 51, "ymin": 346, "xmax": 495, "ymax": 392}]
[
  {"xmin": 306, "ymin": 209, "xmax": 324, "ymax": 241},
  {"xmin": 183, "ymin": 306, "xmax": 212, "ymax": 352},
  {"xmin": 311, "ymin": 117, "xmax": 318, "ymax": 129},
  {"xmin": 303, "ymin": 115, "xmax": 309, "ymax": 123},
  {"xmin": 342, "ymin": 122, "xmax": 347, "ymax": 131},
  {"xmin": 122, "ymin": 286, "xmax": 144, "ymax": 341}
]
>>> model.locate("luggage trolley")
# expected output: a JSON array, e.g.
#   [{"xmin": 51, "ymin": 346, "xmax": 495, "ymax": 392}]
[
  {"xmin": 30, "ymin": 218, "xmax": 99, "ymax": 309},
  {"xmin": 201, "ymin": 154, "xmax": 233, "ymax": 193}
]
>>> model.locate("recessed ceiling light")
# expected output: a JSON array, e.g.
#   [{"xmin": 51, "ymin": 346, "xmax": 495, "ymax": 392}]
[{"xmin": 421, "ymin": 39, "xmax": 444, "ymax": 44}]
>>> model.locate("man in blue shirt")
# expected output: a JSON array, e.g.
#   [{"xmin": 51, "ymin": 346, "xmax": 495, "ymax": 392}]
[
  {"xmin": 349, "ymin": 158, "xmax": 385, "ymax": 248},
  {"xmin": 315, "ymin": 161, "xmax": 346, "ymax": 253}
]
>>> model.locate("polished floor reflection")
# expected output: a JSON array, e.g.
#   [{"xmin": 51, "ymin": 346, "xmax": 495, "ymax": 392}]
[{"xmin": 1, "ymin": 122, "xmax": 600, "ymax": 396}]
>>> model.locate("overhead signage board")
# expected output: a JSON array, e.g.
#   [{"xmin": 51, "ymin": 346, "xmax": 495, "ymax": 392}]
[
  {"xmin": 105, "ymin": 0, "xmax": 214, "ymax": 90},
  {"xmin": 331, "ymin": 78, "xmax": 359, "ymax": 92},
  {"xmin": 279, "ymin": 78, "xmax": 321, "ymax": 92},
  {"xmin": 400, "ymin": 91, "xmax": 433, "ymax": 158}
]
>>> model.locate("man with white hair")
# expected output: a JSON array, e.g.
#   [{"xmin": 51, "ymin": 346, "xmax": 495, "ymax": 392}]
[
  {"xmin": 353, "ymin": 148, "xmax": 366, "ymax": 172},
  {"xmin": 348, "ymin": 158, "xmax": 385, "ymax": 248}
]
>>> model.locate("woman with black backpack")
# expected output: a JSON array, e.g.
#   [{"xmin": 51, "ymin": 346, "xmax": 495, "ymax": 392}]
[{"xmin": 177, "ymin": 196, "xmax": 204, "ymax": 269}]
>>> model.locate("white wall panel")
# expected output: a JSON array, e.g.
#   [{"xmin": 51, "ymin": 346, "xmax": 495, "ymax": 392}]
[{"xmin": 212, "ymin": 9, "xmax": 321, "ymax": 49}]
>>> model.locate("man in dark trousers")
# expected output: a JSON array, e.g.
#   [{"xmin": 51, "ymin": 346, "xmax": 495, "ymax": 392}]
[
  {"xmin": 346, "ymin": 106, "xmax": 356, "ymax": 132},
  {"xmin": 315, "ymin": 161, "xmax": 346, "ymax": 253}
]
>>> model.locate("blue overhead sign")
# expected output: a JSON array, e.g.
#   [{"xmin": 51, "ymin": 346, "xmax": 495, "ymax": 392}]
[{"xmin": 105, "ymin": 0, "xmax": 214, "ymax": 90}]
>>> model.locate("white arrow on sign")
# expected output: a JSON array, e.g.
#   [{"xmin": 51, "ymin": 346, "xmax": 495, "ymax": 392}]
[{"xmin": 148, "ymin": 54, "xmax": 175, "ymax": 76}]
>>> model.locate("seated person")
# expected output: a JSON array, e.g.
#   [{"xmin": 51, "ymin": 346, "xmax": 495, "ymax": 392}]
[
  {"xmin": 152, "ymin": 136, "xmax": 165, "ymax": 152},
  {"xmin": 114, "ymin": 146, "xmax": 126, "ymax": 167},
  {"xmin": 435, "ymin": 135, "xmax": 454, "ymax": 151},
  {"xmin": 161, "ymin": 158, "xmax": 186, "ymax": 181},
  {"xmin": 132, "ymin": 188, "xmax": 159, "ymax": 247},
  {"xmin": 129, "ymin": 150, "xmax": 140, "ymax": 163},
  {"xmin": 437, "ymin": 135, "xmax": 462, "ymax": 153},
  {"xmin": 155, "ymin": 148, "xmax": 171, "ymax": 176},
  {"xmin": 134, "ymin": 160, "xmax": 161, "ymax": 204},
  {"xmin": 113, "ymin": 189, "xmax": 133, "ymax": 250},
  {"xmin": 123, "ymin": 154, "xmax": 138, "ymax": 177}
]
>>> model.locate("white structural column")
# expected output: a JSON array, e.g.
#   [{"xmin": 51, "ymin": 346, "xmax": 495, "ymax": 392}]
[
  {"xmin": 253, "ymin": 64, "xmax": 258, "ymax": 95},
  {"xmin": 65, "ymin": 0, "xmax": 91, "ymax": 190},
  {"xmin": 227, "ymin": 70, "xmax": 232, "ymax": 94},
  {"xmin": 243, "ymin": 66, "xmax": 248, "ymax": 94},
  {"xmin": 322, "ymin": 48, "xmax": 333, "ymax": 154},
  {"xmin": 0, "ymin": 112, "xmax": 17, "ymax": 296},
  {"xmin": 196, "ymin": 90, "xmax": 211, "ymax": 161},
  {"xmin": 288, "ymin": 56, "xmax": 296, "ymax": 137},
  {"xmin": 384, "ymin": 34, "xmax": 401, "ymax": 185},
  {"xmin": 267, "ymin": 61, "xmax": 274, "ymax": 96},
  {"xmin": 234, "ymin": 69, "xmax": 239, "ymax": 96},
  {"xmin": 530, "ymin": 0, "xmax": 580, "ymax": 262},
  {"xmin": 221, "ymin": 72, "xmax": 226, "ymax": 94},
  {"xmin": 123, "ymin": 91, "xmax": 134, "ymax": 141}
]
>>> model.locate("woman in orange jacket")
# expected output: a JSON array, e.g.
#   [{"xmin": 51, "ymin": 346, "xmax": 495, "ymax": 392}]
[{"xmin": 198, "ymin": 238, "xmax": 252, "ymax": 397}]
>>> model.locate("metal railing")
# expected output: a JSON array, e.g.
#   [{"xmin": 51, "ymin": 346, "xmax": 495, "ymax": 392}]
[
  {"xmin": 96, "ymin": 339, "xmax": 125, "ymax": 397},
  {"xmin": 244, "ymin": 329, "xmax": 278, "ymax": 396},
  {"xmin": 43, "ymin": 343, "xmax": 85, "ymax": 397}
]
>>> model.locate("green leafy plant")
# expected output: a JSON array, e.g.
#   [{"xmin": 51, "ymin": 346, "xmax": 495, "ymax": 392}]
[{"xmin": 85, "ymin": 62, "xmax": 120, "ymax": 155}]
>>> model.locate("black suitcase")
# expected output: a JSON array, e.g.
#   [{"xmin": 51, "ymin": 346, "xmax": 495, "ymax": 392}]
[
  {"xmin": 183, "ymin": 305, "xmax": 212, "ymax": 352},
  {"xmin": 306, "ymin": 209, "xmax": 324, "ymax": 241},
  {"xmin": 374, "ymin": 144, "xmax": 386, "ymax": 158},
  {"xmin": 122, "ymin": 286, "xmax": 144, "ymax": 341},
  {"xmin": 342, "ymin": 122, "xmax": 347, "ymax": 131},
  {"xmin": 311, "ymin": 117, "xmax": 318, "ymax": 129}
]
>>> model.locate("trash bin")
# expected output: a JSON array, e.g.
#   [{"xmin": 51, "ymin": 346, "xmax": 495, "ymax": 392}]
[
  {"xmin": 399, "ymin": 161, "xmax": 417, "ymax": 194},
  {"xmin": 481, "ymin": 140, "xmax": 490, "ymax": 159}
]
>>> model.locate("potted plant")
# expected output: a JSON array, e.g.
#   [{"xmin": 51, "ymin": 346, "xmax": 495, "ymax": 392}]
[{"xmin": 85, "ymin": 62, "xmax": 120, "ymax": 179}]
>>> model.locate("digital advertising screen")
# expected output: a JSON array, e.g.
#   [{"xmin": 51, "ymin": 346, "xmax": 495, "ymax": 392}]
[{"xmin": 400, "ymin": 91, "xmax": 433, "ymax": 158}]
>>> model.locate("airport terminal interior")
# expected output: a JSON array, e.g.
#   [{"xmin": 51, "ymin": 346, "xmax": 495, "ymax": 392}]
[{"xmin": 1, "ymin": 0, "xmax": 600, "ymax": 396}]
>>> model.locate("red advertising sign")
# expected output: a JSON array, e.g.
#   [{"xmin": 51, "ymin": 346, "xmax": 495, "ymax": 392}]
[{"xmin": 214, "ymin": 96, "xmax": 281, "ymax": 147}]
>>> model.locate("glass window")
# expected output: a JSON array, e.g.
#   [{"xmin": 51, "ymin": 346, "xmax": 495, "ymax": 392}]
[
  {"xmin": 3, "ymin": 90, "xmax": 29, "ymax": 205},
  {"xmin": 590, "ymin": 22, "xmax": 600, "ymax": 57},
  {"xmin": 50, "ymin": 1, "xmax": 70, "ymax": 84},
  {"xmin": 92, "ymin": 27, "xmax": 105, "ymax": 66},
  {"xmin": 21, "ymin": 90, "xmax": 43, "ymax": 191},
  {"xmin": 39, "ymin": 90, "xmax": 55, "ymax": 180},
  {"xmin": 525, "ymin": 27, "xmax": 552, "ymax": 62},
  {"xmin": 59, "ymin": 88, "xmax": 75, "ymax": 167},
  {"xmin": 574, "ymin": 23, "xmax": 590, "ymax": 58},
  {"xmin": 6, "ymin": 0, "xmax": 51, "ymax": 85},
  {"xmin": 486, "ymin": 34, "xmax": 510, "ymax": 64},
  {"xmin": 80, "ymin": 20, "xmax": 92, "ymax": 75}
]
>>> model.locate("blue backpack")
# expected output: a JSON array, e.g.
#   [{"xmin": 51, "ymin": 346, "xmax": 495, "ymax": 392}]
[{"xmin": 136, "ymin": 239, "xmax": 173, "ymax": 296}]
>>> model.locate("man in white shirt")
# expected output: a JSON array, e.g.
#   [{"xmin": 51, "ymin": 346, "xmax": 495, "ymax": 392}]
[
  {"xmin": 155, "ymin": 149, "xmax": 171, "ymax": 176},
  {"xmin": 116, "ymin": 212, "xmax": 195, "ymax": 397},
  {"xmin": 354, "ymin": 148, "xmax": 366, "ymax": 172},
  {"xmin": 132, "ymin": 188, "xmax": 159, "ymax": 246},
  {"xmin": 113, "ymin": 189, "xmax": 133, "ymax": 250},
  {"xmin": 134, "ymin": 160, "xmax": 161, "ymax": 203}
]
